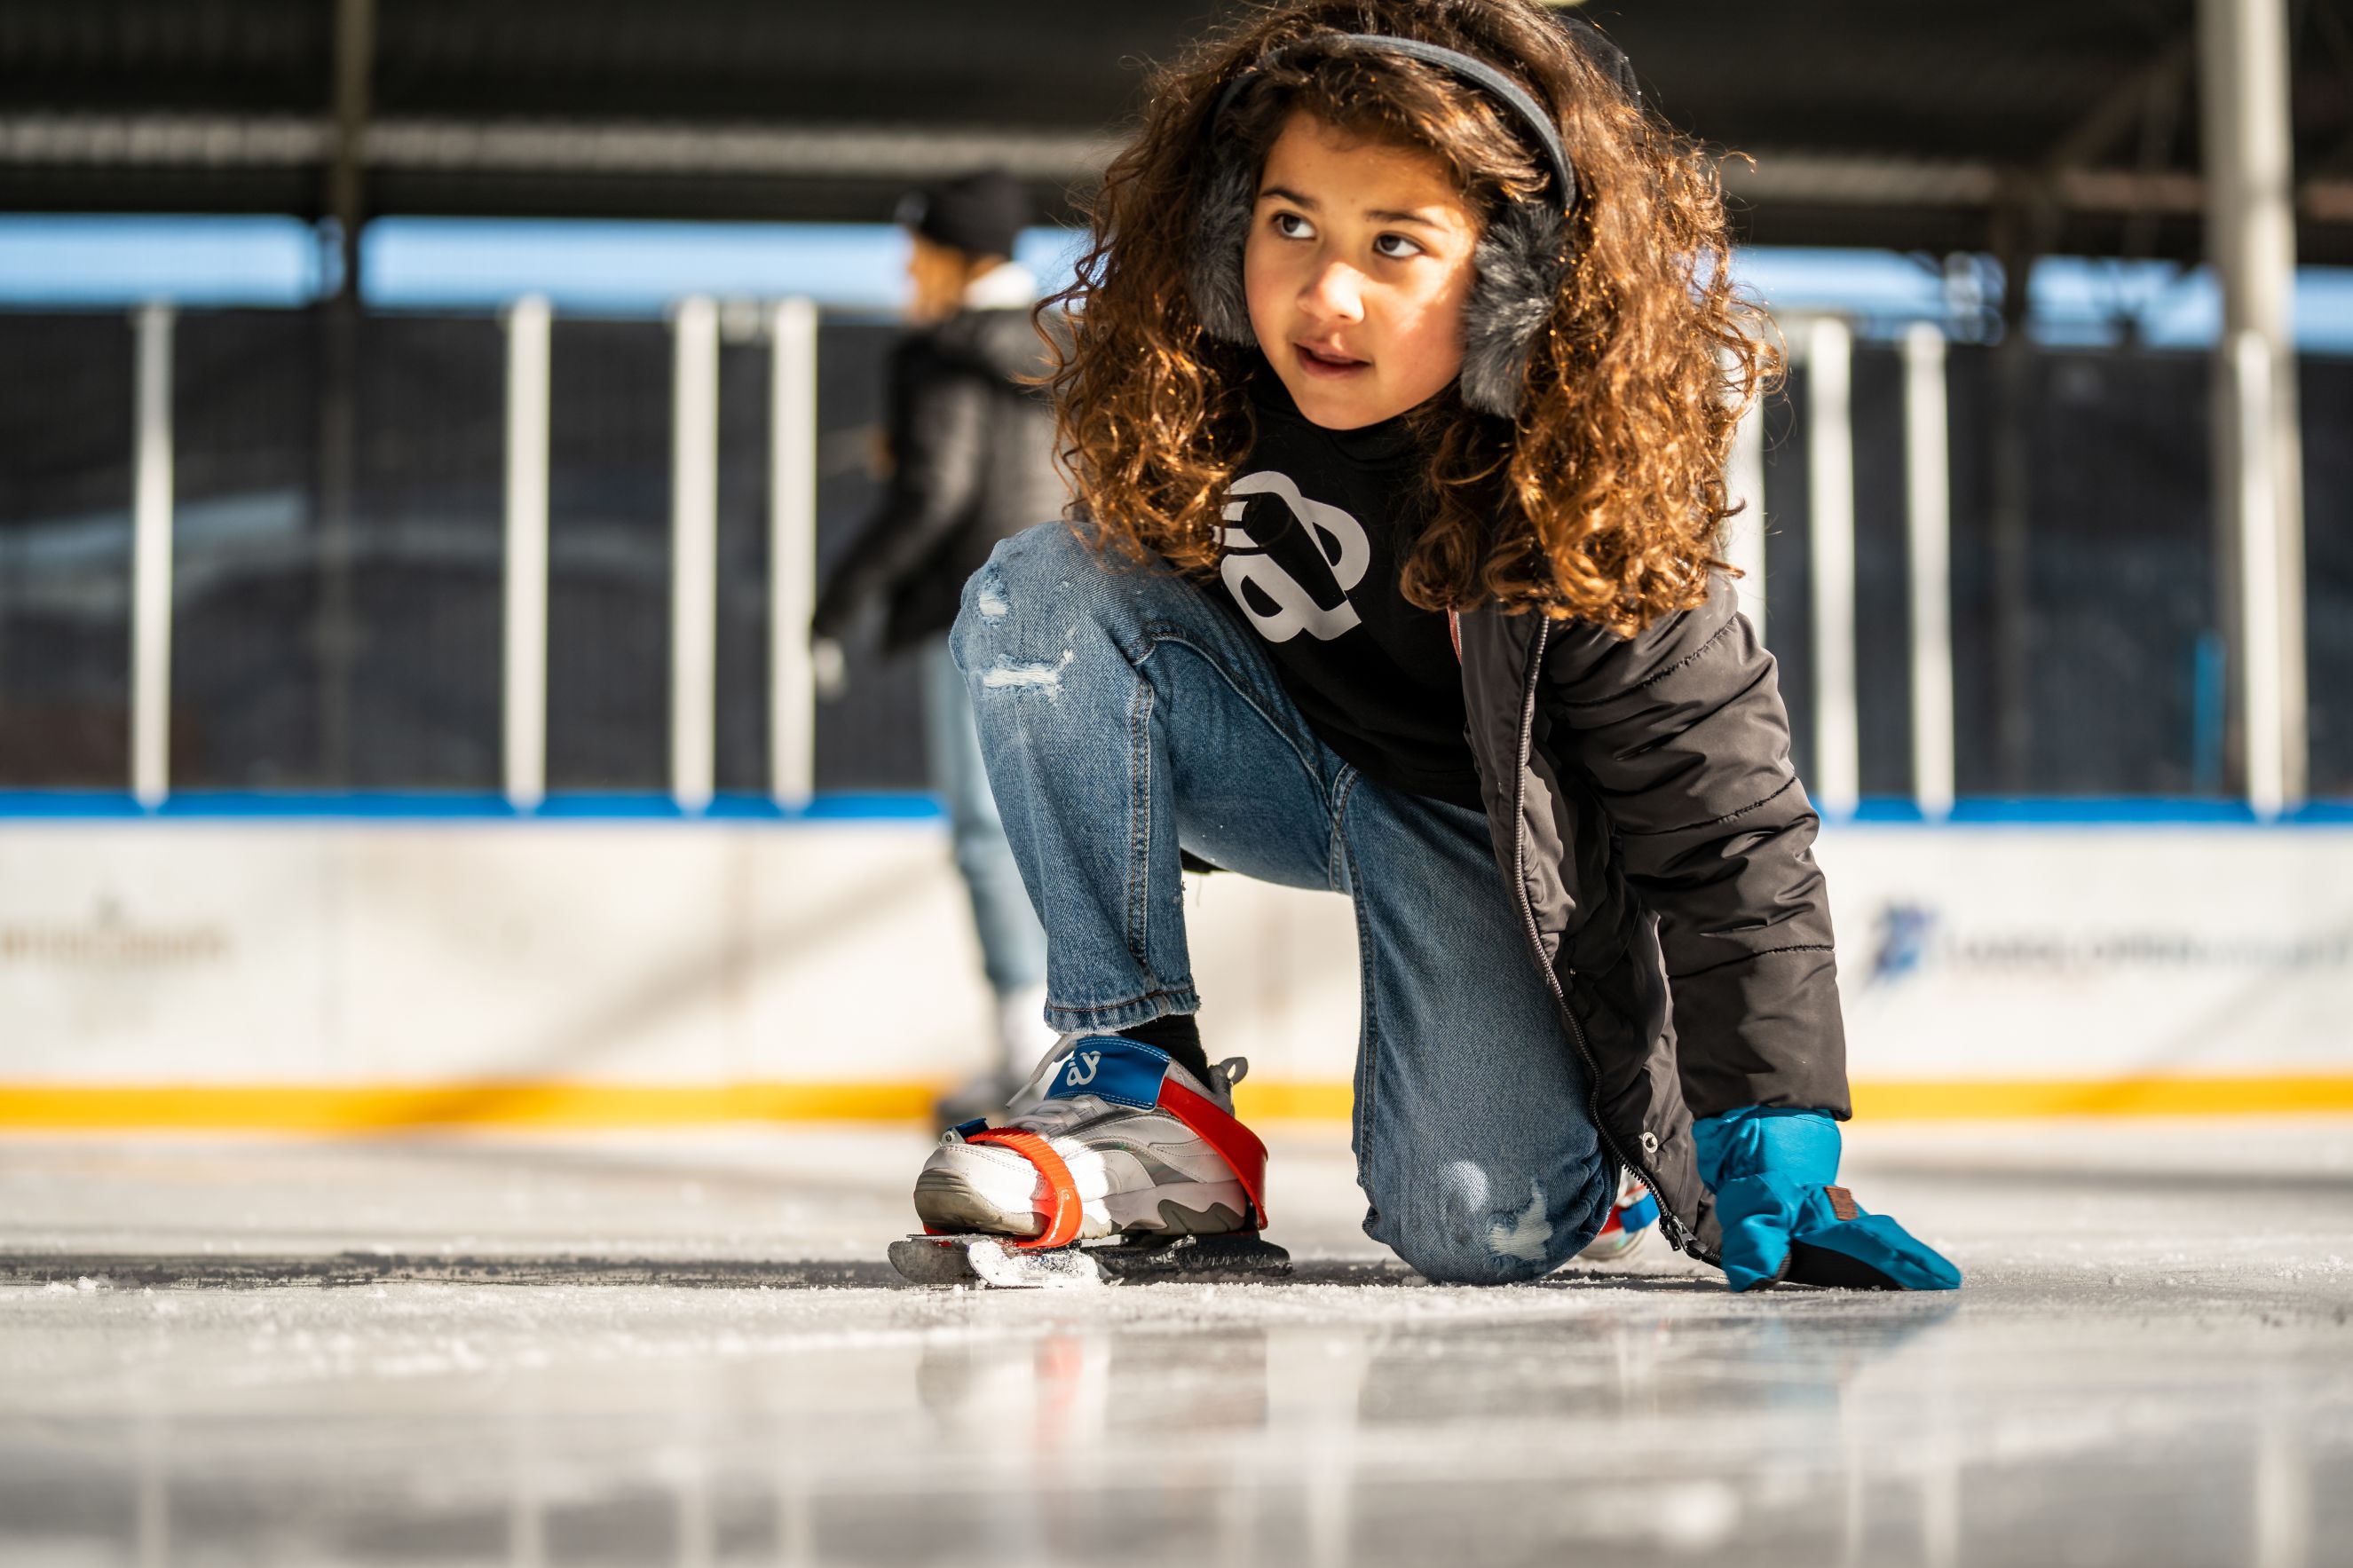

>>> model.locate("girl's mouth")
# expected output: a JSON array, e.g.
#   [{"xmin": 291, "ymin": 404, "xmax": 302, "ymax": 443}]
[{"xmin": 1294, "ymin": 343, "xmax": 1370, "ymax": 378}]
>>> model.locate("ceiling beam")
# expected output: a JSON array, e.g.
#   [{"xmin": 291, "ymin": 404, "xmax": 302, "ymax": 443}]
[{"xmin": 3, "ymin": 112, "xmax": 2349, "ymax": 232}]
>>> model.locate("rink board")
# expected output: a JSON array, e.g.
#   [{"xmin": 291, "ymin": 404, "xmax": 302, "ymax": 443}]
[{"xmin": 0, "ymin": 813, "xmax": 2346, "ymax": 1124}]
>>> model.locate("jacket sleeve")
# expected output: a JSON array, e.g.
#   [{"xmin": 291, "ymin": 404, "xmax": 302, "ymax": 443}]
[
  {"xmin": 810, "ymin": 346, "xmax": 991, "ymax": 639},
  {"xmin": 1540, "ymin": 574, "xmax": 1850, "ymax": 1120}
]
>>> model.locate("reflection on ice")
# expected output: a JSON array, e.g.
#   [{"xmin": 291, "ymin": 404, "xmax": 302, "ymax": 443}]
[{"xmin": 0, "ymin": 1128, "xmax": 2346, "ymax": 1566}]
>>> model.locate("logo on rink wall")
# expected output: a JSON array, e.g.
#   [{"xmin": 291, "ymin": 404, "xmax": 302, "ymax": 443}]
[
  {"xmin": 1864, "ymin": 898, "xmax": 2353, "ymax": 989},
  {"xmin": 0, "ymin": 897, "xmax": 230, "ymax": 969},
  {"xmin": 1868, "ymin": 902, "xmax": 1938, "ymax": 986}
]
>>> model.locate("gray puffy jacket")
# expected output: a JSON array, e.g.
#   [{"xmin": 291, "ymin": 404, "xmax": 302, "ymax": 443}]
[
  {"xmin": 1456, "ymin": 578, "xmax": 1848, "ymax": 1265},
  {"xmin": 812, "ymin": 308, "xmax": 1066, "ymax": 653}
]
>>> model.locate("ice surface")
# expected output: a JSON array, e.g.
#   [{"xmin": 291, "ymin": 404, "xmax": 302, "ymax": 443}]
[{"xmin": 2, "ymin": 1122, "xmax": 2349, "ymax": 1566}]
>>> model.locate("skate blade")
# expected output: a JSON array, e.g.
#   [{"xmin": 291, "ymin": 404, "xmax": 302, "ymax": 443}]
[{"xmin": 888, "ymin": 1233, "xmax": 1291, "ymax": 1289}]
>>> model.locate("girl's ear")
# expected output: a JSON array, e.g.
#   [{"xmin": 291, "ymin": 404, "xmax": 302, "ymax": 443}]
[
  {"xmin": 1187, "ymin": 146, "xmax": 1261, "ymax": 346},
  {"xmin": 1459, "ymin": 198, "xmax": 1568, "ymax": 419}
]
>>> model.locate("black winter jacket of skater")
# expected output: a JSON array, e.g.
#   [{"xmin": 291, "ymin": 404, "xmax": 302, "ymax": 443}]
[
  {"xmin": 812, "ymin": 306, "xmax": 1066, "ymax": 653},
  {"xmin": 1452, "ymin": 583, "xmax": 1844, "ymax": 1267}
]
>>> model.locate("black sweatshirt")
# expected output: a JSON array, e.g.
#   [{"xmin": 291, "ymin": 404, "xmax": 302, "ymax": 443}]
[{"xmin": 1208, "ymin": 370, "xmax": 1482, "ymax": 811}]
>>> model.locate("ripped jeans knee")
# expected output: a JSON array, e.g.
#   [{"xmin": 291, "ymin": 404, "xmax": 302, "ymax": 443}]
[
  {"xmin": 951, "ymin": 523, "xmax": 1123, "ymax": 697},
  {"xmin": 1376, "ymin": 1156, "xmax": 1615, "ymax": 1286}
]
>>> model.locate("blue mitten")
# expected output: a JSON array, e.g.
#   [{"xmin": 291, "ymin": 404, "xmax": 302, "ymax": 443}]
[{"xmin": 1693, "ymin": 1107, "xmax": 1962, "ymax": 1293}]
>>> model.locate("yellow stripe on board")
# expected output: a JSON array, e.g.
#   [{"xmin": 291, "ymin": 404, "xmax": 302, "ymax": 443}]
[
  {"xmin": 1, "ymin": 1076, "xmax": 2351, "ymax": 1130},
  {"xmin": 1234, "ymin": 1080, "xmax": 1356, "ymax": 1123},
  {"xmin": 1849, "ymin": 1076, "xmax": 2353, "ymax": 1119},
  {"xmin": 0, "ymin": 1082, "xmax": 941, "ymax": 1131}
]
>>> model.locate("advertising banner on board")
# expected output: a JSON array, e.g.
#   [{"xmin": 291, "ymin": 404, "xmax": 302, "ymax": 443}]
[
  {"xmin": 0, "ymin": 820, "xmax": 2344, "ymax": 1121},
  {"xmin": 1819, "ymin": 828, "xmax": 2352, "ymax": 1084}
]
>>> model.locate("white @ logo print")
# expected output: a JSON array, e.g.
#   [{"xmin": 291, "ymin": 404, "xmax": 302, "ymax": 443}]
[
  {"xmin": 1063, "ymin": 1051, "xmax": 1101, "ymax": 1088},
  {"xmin": 1218, "ymin": 470, "xmax": 1370, "ymax": 643}
]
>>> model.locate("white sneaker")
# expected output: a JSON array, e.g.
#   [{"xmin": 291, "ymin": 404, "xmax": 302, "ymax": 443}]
[
  {"xmin": 914, "ymin": 1035, "xmax": 1266, "ymax": 1245},
  {"xmin": 1575, "ymin": 1167, "xmax": 1661, "ymax": 1264}
]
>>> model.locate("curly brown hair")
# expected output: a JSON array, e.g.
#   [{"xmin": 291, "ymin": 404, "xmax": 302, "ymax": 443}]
[{"xmin": 1040, "ymin": 0, "xmax": 1774, "ymax": 635}]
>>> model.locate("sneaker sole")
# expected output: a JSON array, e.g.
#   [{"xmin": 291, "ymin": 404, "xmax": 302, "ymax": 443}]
[
  {"xmin": 1575, "ymin": 1225, "xmax": 1656, "ymax": 1265},
  {"xmin": 913, "ymin": 1169, "xmax": 1250, "ymax": 1241}
]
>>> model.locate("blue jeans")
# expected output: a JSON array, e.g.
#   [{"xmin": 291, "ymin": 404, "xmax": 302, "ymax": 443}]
[
  {"xmin": 951, "ymin": 524, "xmax": 1614, "ymax": 1284},
  {"xmin": 920, "ymin": 639, "xmax": 1048, "ymax": 1000}
]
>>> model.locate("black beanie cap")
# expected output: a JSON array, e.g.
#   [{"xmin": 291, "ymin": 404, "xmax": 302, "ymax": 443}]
[{"xmin": 897, "ymin": 169, "xmax": 1031, "ymax": 261}]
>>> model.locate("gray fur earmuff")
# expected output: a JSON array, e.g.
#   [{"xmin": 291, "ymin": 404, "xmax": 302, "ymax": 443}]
[
  {"xmin": 1183, "ymin": 32, "xmax": 1588, "ymax": 421},
  {"xmin": 1186, "ymin": 139, "xmax": 1261, "ymax": 348},
  {"xmin": 1460, "ymin": 197, "xmax": 1568, "ymax": 419}
]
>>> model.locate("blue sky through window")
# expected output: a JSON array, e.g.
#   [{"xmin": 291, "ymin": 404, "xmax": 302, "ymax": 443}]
[{"xmin": 2, "ymin": 214, "xmax": 2350, "ymax": 352}]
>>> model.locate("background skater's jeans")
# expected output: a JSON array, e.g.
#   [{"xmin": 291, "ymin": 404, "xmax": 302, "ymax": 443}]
[
  {"xmin": 951, "ymin": 523, "xmax": 1615, "ymax": 1285},
  {"xmin": 920, "ymin": 639, "xmax": 1047, "ymax": 1000}
]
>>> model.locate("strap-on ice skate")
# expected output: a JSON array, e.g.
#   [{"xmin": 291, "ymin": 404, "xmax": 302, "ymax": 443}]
[
  {"xmin": 894, "ymin": 1036, "xmax": 1287, "ymax": 1288},
  {"xmin": 953, "ymin": 1036, "xmax": 1270, "ymax": 1251},
  {"xmin": 953, "ymin": 1125, "xmax": 1086, "ymax": 1249}
]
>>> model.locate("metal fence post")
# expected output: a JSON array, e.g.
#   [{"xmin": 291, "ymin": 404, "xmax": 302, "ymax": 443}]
[
  {"xmin": 1723, "ymin": 346, "xmax": 1769, "ymax": 644},
  {"xmin": 671, "ymin": 295, "xmax": 720, "ymax": 813},
  {"xmin": 130, "ymin": 302, "xmax": 175, "ymax": 808},
  {"xmin": 769, "ymin": 297, "xmax": 819, "ymax": 808},
  {"xmin": 502, "ymin": 295, "xmax": 552, "ymax": 810},
  {"xmin": 2233, "ymin": 330, "xmax": 2286, "ymax": 820},
  {"xmin": 1903, "ymin": 323, "xmax": 1955, "ymax": 819},
  {"xmin": 2199, "ymin": 0, "xmax": 2305, "ymax": 811},
  {"xmin": 1806, "ymin": 316, "xmax": 1860, "ymax": 818}
]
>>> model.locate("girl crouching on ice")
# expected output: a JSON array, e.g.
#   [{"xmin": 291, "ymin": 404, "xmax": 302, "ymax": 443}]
[{"xmin": 914, "ymin": 0, "xmax": 1958, "ymax": 1292}]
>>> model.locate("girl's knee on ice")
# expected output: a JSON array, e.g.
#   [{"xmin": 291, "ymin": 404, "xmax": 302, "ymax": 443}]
[{"xmin": 1379, "ymin": 1157, "xmax": 1615, "ymax": 1287}]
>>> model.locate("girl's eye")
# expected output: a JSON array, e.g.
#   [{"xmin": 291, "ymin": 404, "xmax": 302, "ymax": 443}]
[
  {"xmin": 1271, "ymin": 211, "xmax": 1315, "ymax": 240},
  {"xmin": 1372, "ymin": 232, "xmax": 1424, "ymax": 260}
]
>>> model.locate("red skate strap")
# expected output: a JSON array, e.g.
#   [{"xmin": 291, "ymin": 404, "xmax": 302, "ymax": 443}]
[
  {"xmin": 964, "ymin": 1126, "xmax": 1084, "ymax": 1250},
  {"xmin": 1157, "ymin": 1077, "xmax": 1271, "ymax": 1229}
]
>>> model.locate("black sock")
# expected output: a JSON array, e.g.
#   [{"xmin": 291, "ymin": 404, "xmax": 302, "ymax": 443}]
[{"xmin": 1116, "ymin": 1014, "xmax": 1212, "ymax": 1085}]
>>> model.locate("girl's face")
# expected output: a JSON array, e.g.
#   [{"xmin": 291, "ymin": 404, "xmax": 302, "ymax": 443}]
[{"xmin": 1243, "ymin": 111, "xmax": 1481, "ymax": 430}]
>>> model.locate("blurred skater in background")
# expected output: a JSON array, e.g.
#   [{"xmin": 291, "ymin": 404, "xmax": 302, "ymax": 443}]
[{"xmin": 809, "ymin": 169, "xmax": 1063, "ymax": 1125}]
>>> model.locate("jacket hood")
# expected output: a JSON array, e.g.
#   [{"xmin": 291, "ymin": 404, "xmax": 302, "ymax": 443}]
[{"xmin": 928, "ymin": 307, "xmax": 1055, "ymax": 387}]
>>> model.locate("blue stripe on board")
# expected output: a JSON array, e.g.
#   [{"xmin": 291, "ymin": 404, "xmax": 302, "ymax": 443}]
[
  {"xmin": 159, "ymin": 791, "xmax": 523, "ymax": 819},
  {"xmin": 0, "ymin": 790, "xmax": 2343, "ymax": 826},
  {"xmin": 0, "ymin": 792, "xmax": 151, "ymax": 819},
  {"xmin": 1840, "ymin": 796, "xmax": 2260, "ymax": 825},
  {"xmin": 0, "ymin": 790, "xmax": 944, "ymax": 823},
  {"xmin": 1830, "ymin": 796, "xmax": 2349, "ymax": 826}
]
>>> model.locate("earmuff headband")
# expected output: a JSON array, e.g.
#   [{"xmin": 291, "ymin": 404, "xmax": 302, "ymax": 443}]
[
  {"xmin": 1188, "ymin": 28, "xmax": 1614, "ymax": 419},
  {"xmin": 1210, "ymin": 34, "xmax": 1576, "ymax": 213}
]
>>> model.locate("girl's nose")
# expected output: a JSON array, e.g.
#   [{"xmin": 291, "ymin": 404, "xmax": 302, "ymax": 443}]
[{"xmin": 1299, "ymin": 261, "xmax": 1366, "ymax": 323}]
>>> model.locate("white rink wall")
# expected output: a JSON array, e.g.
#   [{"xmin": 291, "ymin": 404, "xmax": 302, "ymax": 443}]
[
  {"xmin": 0, "ymin": 816, "xmax": 2348, "ymax": 1123},
  {"xmin": 1814, "ymin": 823, "xmax": 2353, "ymax": 1103},
  {"xmin": 0, "ymin": 817, "xmax": 1355, "ymax": 1115}
]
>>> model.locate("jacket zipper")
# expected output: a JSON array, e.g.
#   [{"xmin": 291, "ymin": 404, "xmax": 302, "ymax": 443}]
[{"xmin": 1502, "ymin": 617, "xmax": 1700, "ymax": 1257}]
